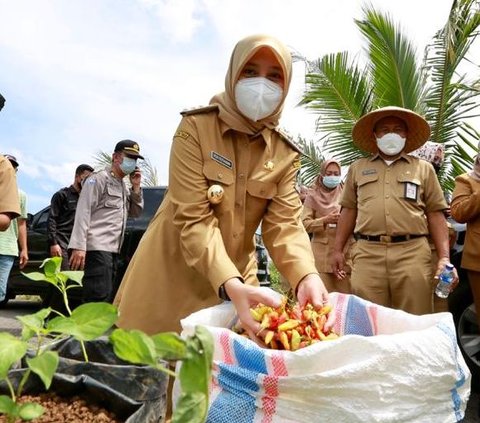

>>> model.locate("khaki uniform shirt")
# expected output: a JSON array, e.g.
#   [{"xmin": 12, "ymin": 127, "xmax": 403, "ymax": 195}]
[
  {"xmin": 69, "ymin": 168, "xmax": 143, "ymax": 253},
  {"xmin": 115, "ymin": 108, "xmax": 317, "ymax": 334},
  {"xmin": 341, "ymin": 153, "xmax": 447, "ymax": 235},
  {"xmin": 0, "ymin": 156, "xmax": 20, "ymax": 219},
  {"xmin": 302, "ymin": 206, "xmax": 353, "ymax": 274},
  {"xmin": 451, "ymin": 173, "xmax": 480, "ymax": 271}
]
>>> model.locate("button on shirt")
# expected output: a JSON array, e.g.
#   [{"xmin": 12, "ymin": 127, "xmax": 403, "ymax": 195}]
[{"xmin": 340, "ymin": 153, "xmax": 447, "ymax": 236}]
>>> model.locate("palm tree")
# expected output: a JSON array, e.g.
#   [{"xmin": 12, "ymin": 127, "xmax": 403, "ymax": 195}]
[
  {"xmin": 300, "ymin": 0, "xmax": 480, "ymax": 192},
  {"xmin": 92, "ymin": 150, "xmax": 160, "ymax": 187}
]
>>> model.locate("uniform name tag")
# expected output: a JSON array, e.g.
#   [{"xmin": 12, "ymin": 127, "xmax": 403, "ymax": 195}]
[
  {"xmin": 404, "ymin": 182, "xmax": 418, "ymax": 201},
  {"xmin": 362, "ymin": 169, "xmax": 377, "ymax": 175},
  {"xmin": 211, "ymin": 151, "xmax": 233, "ymax": 169}
]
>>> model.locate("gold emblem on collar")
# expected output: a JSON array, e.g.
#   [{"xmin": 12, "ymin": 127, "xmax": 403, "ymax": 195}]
[
  {"xmin": 264, "ymin": 160, "xmax": 275, "ymax": 171},
  {"xmin": 207, "ymin": 184, "xmax": 224, "ymax": 204}
]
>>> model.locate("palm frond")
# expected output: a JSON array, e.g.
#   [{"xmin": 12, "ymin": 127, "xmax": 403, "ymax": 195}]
[
  {"xmin": 356, "ymin": 6, "xmax": 424, "ymax": 111},
  {"xmin": 300, "ymin": 51, "xmax": 371, "ymax": 165},
  {"xmin": 296, "ymin": 136, "xmax": 324, "ymax": 185},
  {"xmin": 423, "ymin": 0, "xmax": 480, "ymax": 143}
]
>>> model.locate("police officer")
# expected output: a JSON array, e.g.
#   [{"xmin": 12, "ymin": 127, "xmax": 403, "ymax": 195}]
[
  {"xmin": 332, "ymin": 106, "xmax": 458, "ymax": 314},
  {"xmin": 114, "ymin": 34, "xmax": 332, "ymax": 339},
  {"xmin": 69, "ymin": 140, "xmax": 143, "ymax": 303}
]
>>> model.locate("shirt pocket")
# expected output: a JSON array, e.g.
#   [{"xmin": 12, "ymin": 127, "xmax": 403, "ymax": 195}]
[
  {"xmin": 396, "ymin": 174, "xmax": 422, "ymax": 202},
  {"xmin": 357, "ymin": 173, "xmax": 379, "ymax": 204},
  {"xmin": 247, "ymin": 180, "xmax": 277, "ymax": 200},
  {"xmin": 202, "ymin": 161, "xmax": 234, "ymax": 186},
  {"xmin": 105, "ymin": 184, "xmax": 123, "ymax": 209}
]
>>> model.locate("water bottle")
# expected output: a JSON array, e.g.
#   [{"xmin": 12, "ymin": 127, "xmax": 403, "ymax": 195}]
[{"xmin": 435, "ymin": 263, "xmax": 455, "ymax": 298}]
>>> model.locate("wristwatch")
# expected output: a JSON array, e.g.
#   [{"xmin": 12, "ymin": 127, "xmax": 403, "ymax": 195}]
[{"xmin": 218, "ymin": 283, "xmax": 231, "ymax": 301}]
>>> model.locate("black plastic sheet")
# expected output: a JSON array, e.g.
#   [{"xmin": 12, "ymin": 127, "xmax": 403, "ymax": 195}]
[{"xmin": 1, "ymin": 337, "xmax": 168, "ymax": 422}]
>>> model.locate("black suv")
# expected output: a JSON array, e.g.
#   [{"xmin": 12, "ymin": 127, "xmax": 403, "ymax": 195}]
[{"xmin": 1, "ymin": 186, "xmax": 167, "ymax": 306}]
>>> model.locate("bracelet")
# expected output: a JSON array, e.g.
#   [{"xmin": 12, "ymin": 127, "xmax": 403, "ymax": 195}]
[{"xmin": 218, "ymin": 284, "xmax": 231, "ymax": 301}]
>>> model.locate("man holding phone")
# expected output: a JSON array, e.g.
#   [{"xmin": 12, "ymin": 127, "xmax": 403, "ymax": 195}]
[{"xmin": 69, "ymin": 140, "xmax": 144, "ymax": 303}]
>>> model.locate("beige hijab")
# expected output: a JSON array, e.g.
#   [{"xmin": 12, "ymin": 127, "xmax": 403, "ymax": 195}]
[
  {"xmin": 304, "ymin": 160, "xmax": 342, "ymax": 216},
  {"xmin": 469, "ymin": 154, "xmax": 480, "ymax": 181},
  {"xmin": 210, "ymin": 34, "xmax": 292, "ymax": 135}
]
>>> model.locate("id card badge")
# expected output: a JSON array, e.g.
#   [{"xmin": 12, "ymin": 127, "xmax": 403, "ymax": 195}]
[{"xmin": 404, "ymin": 182, "xmax": 418, "ymax": 201}]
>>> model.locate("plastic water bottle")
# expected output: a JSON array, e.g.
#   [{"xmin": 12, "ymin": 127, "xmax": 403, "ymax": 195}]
[{"xmin": 435, "ymin": 263, "xmax": 455, "ymax": 298}]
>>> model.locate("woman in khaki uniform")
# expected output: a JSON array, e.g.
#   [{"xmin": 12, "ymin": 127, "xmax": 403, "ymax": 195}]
[
  {"xmin": 302, "ymin": 159, "xmax": 353, "ymax": 293},
  {"xmin": 114, "ymin": 35, "xmax": 331, "ymax": 338},
  {"xmin": 451, "ymin": 153, "xmax": 480, "ymax": 330}
]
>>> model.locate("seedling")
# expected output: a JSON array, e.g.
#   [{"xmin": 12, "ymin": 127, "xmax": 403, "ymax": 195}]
[{"xmin": 0, "ymin": 257, "xmax": 213, "ymax": 423}]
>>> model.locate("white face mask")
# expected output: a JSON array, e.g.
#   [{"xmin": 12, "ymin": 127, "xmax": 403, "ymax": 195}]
[
  {"xmin": 375, "ymin": 133, "xmax": 406, "ymax": 156},
  {"xmin": 234, "ymin": 77, "xmax": 283, "ymax": 122}
]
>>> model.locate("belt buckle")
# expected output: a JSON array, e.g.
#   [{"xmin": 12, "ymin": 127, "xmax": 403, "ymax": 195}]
[{"xmin": 380, "ymin": 235, "xmax": 391, "ymax": 243}]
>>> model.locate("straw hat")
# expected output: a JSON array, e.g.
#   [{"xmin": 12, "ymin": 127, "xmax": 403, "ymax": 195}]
[{"xmin": 352, "ymin": 106, "xmax": 431, "ymax": 154}]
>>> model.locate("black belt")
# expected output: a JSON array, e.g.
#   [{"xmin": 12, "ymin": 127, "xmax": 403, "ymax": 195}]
[{"xmin": 355, "ymin": 233, "xmax": 426, "ymax": 243}]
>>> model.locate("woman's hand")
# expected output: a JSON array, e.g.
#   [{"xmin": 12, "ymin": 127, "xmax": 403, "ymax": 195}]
[
  {"xmin": 224, "ymin": 278, "xmax": 283, "ymax": 345},
  {"xmin": 296, "ymin": 273, "xmax": 335, "ymax": 331}
]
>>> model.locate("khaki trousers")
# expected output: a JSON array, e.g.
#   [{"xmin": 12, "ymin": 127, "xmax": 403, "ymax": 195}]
[{"xmin": 351, "ymin": 237, "xmax": 434, "ymax": 314}]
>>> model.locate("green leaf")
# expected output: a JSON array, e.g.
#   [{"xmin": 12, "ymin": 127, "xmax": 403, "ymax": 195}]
[
  {"xmin": 0, "ymin": 332, "xmax": 28, "ymax": 379},
  {"xmin": 21, "ymin": 271, "xmax": 57, "ymax": 285},
  {"xmin": 151, "ymin": 332, "xmax": 187, "ymax": 360},
  {"xmin": 18, "ymin": 402, "xmax": 44, "ymax": 420},
  {"xmin": 177, "ymin": 326, "xmax": 213, "ymax": 423},
  {"xmin": 109, "ymin": 329, "xmax": 157, "ymax": 367},
  {"xmin": 26, "ymin": 351, "xmax": 59, "ymax": 390},
  {"xmin": 18, "ymin": 308, "xmax": 52, "ymax": 340},
  {"xmin": 61, "ymin": 271, "xmax": 84, "ymax": 285},
  {"xmin": 172, "ymin": 392, "xmax": 208, "ymax": 423},
  {"xmin": 0, "ymin": 395, "xmax": 16, "ymax": 414},
  {"xmin": 47, "ymin": 303, "xmax": 118, "ymax": 341},
  {"xmin": 41, "ymin": 257, "xmax": 62, "ymax": 277}
]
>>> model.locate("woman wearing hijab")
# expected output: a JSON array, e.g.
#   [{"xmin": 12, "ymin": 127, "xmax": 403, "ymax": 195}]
[
  {"xmin": 451, "ymin": 154, "xmax": 480, "ymax": 331},
  {"xmin": 114, "ymin": 34, "xmax": 332, "ymax": 340},
  {"xmin": 302, "ymin": 160, "xmax": 353, "ymax": 293}
]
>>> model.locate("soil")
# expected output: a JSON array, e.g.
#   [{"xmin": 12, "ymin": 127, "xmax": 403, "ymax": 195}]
[{"xmin": 0, "ymin": 392, "xmax": 122, "ymax": 423}]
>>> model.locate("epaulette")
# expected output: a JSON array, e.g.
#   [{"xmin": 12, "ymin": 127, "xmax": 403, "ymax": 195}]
[
  {"xmin": 275, "ymin": 127, "xmax": 303, "ymax": 154},
  {"xmin": 180, "ymin": 105, "xmax": 219, "ymax": 117}
]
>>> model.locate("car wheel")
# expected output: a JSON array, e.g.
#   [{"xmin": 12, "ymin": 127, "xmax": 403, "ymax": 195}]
[{"xmin": 457, "ymin": 303, "xmax": 480, "ymax": 392}]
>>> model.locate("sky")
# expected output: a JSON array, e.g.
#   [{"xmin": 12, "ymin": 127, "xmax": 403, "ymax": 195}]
[{"xmin": 0, "ymin": 0, "xmax": 478, "ymax": 213}]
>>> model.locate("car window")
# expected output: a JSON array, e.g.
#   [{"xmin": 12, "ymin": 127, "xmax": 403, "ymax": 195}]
[{"xmin": 33, "ymin": 208, "xmax": 50, "ymax": 233}]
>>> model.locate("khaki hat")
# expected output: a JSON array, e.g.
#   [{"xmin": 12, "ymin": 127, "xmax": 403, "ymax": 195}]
[{"xmin": 352, "ymin": 106, "xmax": 431, "ymax": 154}]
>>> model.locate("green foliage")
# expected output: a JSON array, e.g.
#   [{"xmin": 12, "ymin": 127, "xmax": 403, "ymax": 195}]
[
  {"xmin": 301, "ymin": 0, "xmax": 480, "ymax": 191},
  {"xmin": 0, "ymin": 257, "xmax": 213, "ymax": 423},
  {"xmin": 110, "ymin": 326, "xmax": 213, "ymax": 423}
]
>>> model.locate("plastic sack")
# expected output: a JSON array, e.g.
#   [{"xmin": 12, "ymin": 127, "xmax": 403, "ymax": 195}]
[
  {"xmin": 177, "ymin": 293, "xmax": 471, "ymax": 423},
  {"xmin": 1, "ymin": 337, "xmax": 168, "ymax": 423}
]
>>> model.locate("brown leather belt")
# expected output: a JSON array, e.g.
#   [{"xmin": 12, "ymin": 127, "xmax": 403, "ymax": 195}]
[{"xmin": 355, "ymin": 234, "xmax": 426, "ymax": 243}]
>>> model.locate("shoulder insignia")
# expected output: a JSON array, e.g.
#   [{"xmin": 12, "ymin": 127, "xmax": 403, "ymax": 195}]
[
  {"xmin": 180, "ymin": 105, "xmax": 219, "ymax": 116},
  {"xmin": 275, "ymin": 127, "xmax": 303, "ymax": 154},
  {"xmin": 174, "ymin": 130, "xmax": 191, "ymax": 140}
]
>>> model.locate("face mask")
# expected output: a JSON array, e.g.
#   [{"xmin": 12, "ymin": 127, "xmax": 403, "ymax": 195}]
[
  {"xmin": 235, "ymin": 77, "xmax": 283, "ymax": 121},
  {"xmin": 120, "ymin": 157, "xmax": 137, "ymax": 175},
  {"xmin": 375, "ymin": 133, "xmax": 406, "ymax": 156},
  {"xmin": 323, "ymin": 175, "xmax": 341, "ymax": 189}
]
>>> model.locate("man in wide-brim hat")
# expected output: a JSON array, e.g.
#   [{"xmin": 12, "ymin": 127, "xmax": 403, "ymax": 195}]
[{"xmin": 331, "ymin": 106, "xmax": 458, "ymax": 315}]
